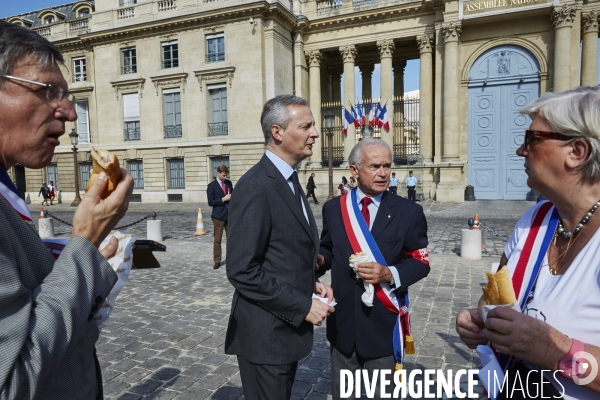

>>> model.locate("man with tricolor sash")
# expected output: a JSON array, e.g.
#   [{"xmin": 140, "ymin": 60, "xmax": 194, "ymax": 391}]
[{"xmin": 317, "ymin": 138, "xmax": 430, "ymax": 399}]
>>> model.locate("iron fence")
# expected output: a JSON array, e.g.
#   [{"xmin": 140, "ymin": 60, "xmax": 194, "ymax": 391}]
[{"xmin": 393, "ymin": 96, "xmax": 419, "ymax": 164}]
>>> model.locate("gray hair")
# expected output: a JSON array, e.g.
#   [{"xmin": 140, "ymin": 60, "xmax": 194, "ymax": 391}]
[
  {"xmin": 348, "ymin": 138, "xmax": 392, "ymax": 170},
  {"xmin": 0, "ymin": 21, "xmax": 63, "ymax": 89},
  {"xmin": 260, "ymin": 95, "xmax": 309, "ymax": 145},
  {"xmin": 520, "ymin": 86, "xmax": 600, "ymax": 184}
]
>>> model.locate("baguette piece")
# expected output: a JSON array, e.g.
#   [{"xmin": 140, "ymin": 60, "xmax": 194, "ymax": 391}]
[
  {"xmin": 482, "ymin": 267, "xmax": 517, "ymax": 306},
  {"xmin": 85, "ymin": 148, "xmax": 121, "ymax": 199}
]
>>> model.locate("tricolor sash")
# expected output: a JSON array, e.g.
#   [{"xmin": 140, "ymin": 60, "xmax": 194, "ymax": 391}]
[
  {"xmin": 340, "ymin": 188, "xmax": 411, "ymax": 367},
  {"xmin": 0, "ymin": 166, "xmax": 31, "ymax": 222},
  {"xmin": 497, "ymin": 201, "xmax": 558, "ymax": 370}
]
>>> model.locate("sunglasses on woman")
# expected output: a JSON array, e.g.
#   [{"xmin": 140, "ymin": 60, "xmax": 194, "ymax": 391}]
[{"xmin": 524, "ymin": 130, "xmax": 573, "ymax": 148}]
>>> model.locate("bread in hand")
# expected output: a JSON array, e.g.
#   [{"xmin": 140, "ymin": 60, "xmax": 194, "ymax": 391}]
[
  {"xmin": 85, "ymin": 148, "xmax": 121, "ymax": 199},
  {"xmin": 482, "ymin": 267, "xmax": 517, "ymax": 306}
]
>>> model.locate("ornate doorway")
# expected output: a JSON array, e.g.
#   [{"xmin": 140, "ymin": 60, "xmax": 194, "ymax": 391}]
[{"xmin": 467, "ymin": 45, "xmax": 540, "ymax": 200}]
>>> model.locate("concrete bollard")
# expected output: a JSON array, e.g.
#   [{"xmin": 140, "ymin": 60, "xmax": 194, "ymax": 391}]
[
  {"xmin": 39, "ymin": 218, "xmax": 55, "ymax": 239},
  {"xmin": 461, "ymin": 229, "xmax": 482, "ymax": 260},
  {"xmin": 147, "ymin": 220, "xmax": 163, "ymax": 242}
]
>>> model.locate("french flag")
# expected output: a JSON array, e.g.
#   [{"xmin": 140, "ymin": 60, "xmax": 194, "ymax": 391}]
[
  {"xmin": 368, "ymin": 104, "xmax": 376, "ymax": 127},
  {"xmin": 343, "ymin": 107, "xmax": 355, "ymax": 136},
  {"xmin": 379, "ymin": 104, "xmax": 390, "ymax": 131},
  {"xmin": 351, "ymin": 105, "xmax": 360, "ymax": 129},
  {"xmin": 358, "ymin": 105, "xmax": 366, "ymax": 127},
  {"xmin": 375, "ymin": 103, "xmax": 383, "ymax": 128}
]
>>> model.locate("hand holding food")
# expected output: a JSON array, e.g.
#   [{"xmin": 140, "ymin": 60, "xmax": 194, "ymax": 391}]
[
  {"xmin": 85, "ymin": 148, "xmax": 122, "ymax": 199},
  {"xmin": 482, "ymin": 267, "xmax": 517, "ymax": 306}
]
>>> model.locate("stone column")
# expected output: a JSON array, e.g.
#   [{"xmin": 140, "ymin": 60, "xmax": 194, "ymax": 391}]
[
  {"xmin": 442, "ymin": 22, "xmax": 461, "ymax": 161},
  {"xmin": 359, "ymin": 64, "xmax": 374, "ymax": 101},
  {"xmin": 581, "ymin": 11, "xmax": 599, "ymax": 87},
  {"xmin": 340, "ymin": 45, "xmax": 357, "ymax": 161},
  {"xmin": 552, "ymin": 5, "xmax": 576, "ymax": 92},
  {"xmin": 306, "ymin": 49, "xmax": 323, "ymax": 168},
  {"xmin": 378, "ymin": 39, "xmax": 395, "ymax": 150},
  {"xmin": 418, "ymin": 34, "xmax": 434, "ymax": 163},
  {"xmin": 437, "ymin": 22, "xmax": 464, "ymax": 203},
  {"xmin": 393, "ymin": 59, "xmax": 406, "ymax": 155}
]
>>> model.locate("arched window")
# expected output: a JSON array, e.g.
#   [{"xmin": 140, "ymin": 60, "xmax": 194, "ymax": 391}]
[
  {"xmin": 79, "ymin": 8, "xmax": 90, "ymax": 17},
  {"xmin": 44, "ymin": 16, "xmax": 55, "ymax": 24}
]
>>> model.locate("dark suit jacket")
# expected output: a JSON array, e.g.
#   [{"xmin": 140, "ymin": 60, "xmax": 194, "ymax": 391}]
[
  {"xmin": 207, "ymin": 179, "xmax": 233, "ymax": 221},
  {"xmin": 225, "ymin": 155, "xmax": 319, "ymax": 364},
  {"xmin": 319, "ymin": 191, "xmax": 429, "ymax": 359},
  {"xmin": 307, "ymin": 176, "xmax": 316, "ymax": 191}
]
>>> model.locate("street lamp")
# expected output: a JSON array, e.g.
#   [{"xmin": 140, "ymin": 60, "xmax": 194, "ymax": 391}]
[
  {"xmin": 324, "ymin": 110, "xmax": 335, "ymax": 201},
  {"xmin": 69, "ymin": 128, "xmax": 82, "ymax": 206}
]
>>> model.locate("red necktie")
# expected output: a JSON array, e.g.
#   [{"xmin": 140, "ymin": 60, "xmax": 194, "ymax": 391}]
[
  {"xmin": 221, "ymin": 181, "xmax": 227, "ymax": 195},
  {"xmin": 361, "ymin": 197, "xmax": 373, "ymax": 228}
]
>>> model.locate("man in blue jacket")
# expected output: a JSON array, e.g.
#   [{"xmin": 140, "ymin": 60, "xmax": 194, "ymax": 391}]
[{"xmin": 207, "ymin": 164, "xmax": 233, "ymax": 269}]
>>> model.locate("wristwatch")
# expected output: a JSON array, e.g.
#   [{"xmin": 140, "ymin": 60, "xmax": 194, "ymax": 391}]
[{"xmin": 558, "ymin": 338, "xmax": 586, "ymax": 380}]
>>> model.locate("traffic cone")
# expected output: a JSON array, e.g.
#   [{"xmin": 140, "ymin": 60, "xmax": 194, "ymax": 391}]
[
  {"xmin": 40, "ymin": 208, "xmax": 45, "ymax": 219},
  {"xmin": 194, "ymin": 208, "xmax": 206, "ymax": 236},
  {"xmin": 473, "ymin": 214, "xmax": 481, "ymax": 230}
]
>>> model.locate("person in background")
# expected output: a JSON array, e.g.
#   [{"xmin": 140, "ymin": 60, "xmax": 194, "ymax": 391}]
[
  {"xmin": 389, "ymin": 172, "xmax": 399, "ymax": 195},
  {"xmin": 456, "ymin": 87, "xmax": 600, "ymax": 399},
  {"xmin": 405, "ymin": 170, "xmax": 418, "ymax": 201},
  {"xmin": 48, "ymin": 180, "xmax": 55, "ymax": 205},
  {"xmin": 338, "ymin": 176, "xmax": 348, "ymax": 195},
  {"xmin": 348, "ymin": 176, "xmax": 356, "ymax": 190},
  {"xmin": 207, "ymin": 164, "xmax": 233, "ymax": 269},
  {"xmin": 306, "ymin": 172, "xmax": 319, "ymax": 204},
  {"xmin": 38, "ymin": 181, "xmax": 50, "ymax": 206},
  {"xmin": 0, "ymin": 21, "xmax": 134, "ymax": 399}
]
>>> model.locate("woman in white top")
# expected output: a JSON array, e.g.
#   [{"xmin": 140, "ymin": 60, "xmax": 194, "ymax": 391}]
[{"xmin": 456, "ymin": 87, "xmax": 600, "ymax": 399}]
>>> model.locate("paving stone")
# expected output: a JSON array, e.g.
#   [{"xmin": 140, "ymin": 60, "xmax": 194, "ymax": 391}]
[{"xmin": 128, "ymin": 379, "xmax": 164, "ymax": 395}]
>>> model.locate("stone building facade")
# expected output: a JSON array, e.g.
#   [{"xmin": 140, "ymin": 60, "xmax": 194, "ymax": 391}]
[{"xmin": 5, "ymin": 0, "xmax": 600, "ymax": 203}]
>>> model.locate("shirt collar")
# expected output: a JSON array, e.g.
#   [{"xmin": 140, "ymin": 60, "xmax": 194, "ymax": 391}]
[
  {"xmin": 216, "ymin": 177, "xmax": 224, "ymax": 185},
  {"xmin": 266, "ymin": 150, "xmax": 297, "ymax": 181},
  {"xmin": 355, "ymin": 186, "xmax": 383, "ymax": 208}
]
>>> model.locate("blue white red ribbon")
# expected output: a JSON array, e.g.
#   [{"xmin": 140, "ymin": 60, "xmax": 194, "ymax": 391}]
[{"xmin": 340, "ymin": 188, "xmax": 410, "ymax": 365}]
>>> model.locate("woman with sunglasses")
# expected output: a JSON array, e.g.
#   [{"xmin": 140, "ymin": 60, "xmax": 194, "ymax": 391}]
[{"xmin": 456, "ymin": 86, "xmax": 600, "ymax": 399}]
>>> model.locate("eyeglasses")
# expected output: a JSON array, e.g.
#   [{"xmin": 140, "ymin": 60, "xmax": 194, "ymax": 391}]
[
  {"xmin": 0, "ymin": 74, "xmax": 75, "ymax": 106},
  {"xmin": 524, "ymin": 129, "xmax": 574, "ymax": 148}
]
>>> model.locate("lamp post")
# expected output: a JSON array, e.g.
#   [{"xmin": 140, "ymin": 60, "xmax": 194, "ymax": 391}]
[
  {"xmin": 324, "ymin": 110, "xmax": 335, "ymax": 201},
  {"xmin": 69, "ymin": 128, "xmax": 82, "ymax": 206}
]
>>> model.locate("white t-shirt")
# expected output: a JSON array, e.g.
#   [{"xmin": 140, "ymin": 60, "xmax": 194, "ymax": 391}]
[{"xmin": 504, "ymin": 202, "xmax": 600, "ymax": 400}]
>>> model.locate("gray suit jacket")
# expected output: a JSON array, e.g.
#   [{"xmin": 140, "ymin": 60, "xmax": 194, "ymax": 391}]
[
  {"xmin": 225, "ymin": 155, "xmax": 319, "ymax": 364},
  {"xmin": 0, "ymin": 198, "xmax": 117, "ymax": 399}
]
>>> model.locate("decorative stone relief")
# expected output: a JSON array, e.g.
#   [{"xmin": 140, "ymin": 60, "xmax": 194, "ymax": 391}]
[
  {"xmin": 204, "ymin": 25, "xmax": 225, "ymax": 33},
  {"xmin": 339, "ymin": 45, "xmax": 357, "ymax": 63},
  {"xmin": 582, "ymin": 11, "xmax": 599, "ymax": 33},
  {"xmin": 417, "ymin": 35, "xmax": 433, "ymax": 53},
  {"xmin": 194, "ymin": 66, "xmax": 235, "ymax": 91},
  {"xmin": 377, "ymin": 39, "xmax": 395, "ymax": 59},
  {"xmin": 305, "ymin": 50, "xmax": 322, "ymax": 68},
  {"xmin": 442, "ymin": 22, "xmax": 462, "ymax": 42},
  {"xmin": 110, "ymin": 78, "xmax": 145, "ymax": 100},
  {"xmin": 149, "ymin": 73, "xmax": 188, "ymax": 96},
  {"xmin": 497, "ymin": 51, "xmax": 510, "ymax": 75},
  {"xmin": 552, "ymin": 5, "xmax": 576, "ymax": 29}
]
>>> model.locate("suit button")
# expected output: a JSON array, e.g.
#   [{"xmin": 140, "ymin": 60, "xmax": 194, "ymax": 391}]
[
  {"xmin": 91, "ymin": 305, "xmax": 99, "ymax": 314},
  {"xmin": 96, "ymin": 296, "xmax": 103, "ymax": 304}
]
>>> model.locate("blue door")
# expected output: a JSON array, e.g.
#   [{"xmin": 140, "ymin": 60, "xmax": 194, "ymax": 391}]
[{"xmin": 468, "ymin": 46, "xmax": 540, "ymax": 200}]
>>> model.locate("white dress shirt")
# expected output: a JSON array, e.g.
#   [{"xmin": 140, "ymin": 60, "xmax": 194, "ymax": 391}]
[{"xmin": 265, "ymin": 150, "xmax": 309, "ymax": 224}]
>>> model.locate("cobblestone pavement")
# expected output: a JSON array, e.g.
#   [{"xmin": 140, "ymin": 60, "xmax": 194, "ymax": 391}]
[{"xmin": 27, "ymin": 199, "xmax": 539, "ymax": 399}]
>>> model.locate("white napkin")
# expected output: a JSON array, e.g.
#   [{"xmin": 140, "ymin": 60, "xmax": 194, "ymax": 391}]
[
  {"xmin": 349, "ymin": 253, "xmax": 375, "ymax": 307},
  {"xmin": 95, "ymin": 231, "xmax": 136, "ymax": 330},
  {"xmin": 477, "ymin": 345, "xmax": 504, "ymax": 400},
  {"xmin": 312, "ymin": 293, "xmax": 337, "ymax": 307}
]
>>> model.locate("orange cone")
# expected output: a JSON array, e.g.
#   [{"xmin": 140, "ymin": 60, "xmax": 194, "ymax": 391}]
[
  {"xmin": 40, "ymin": 208, "xmax": 45, "ymax": 219},
  {"xmin": 473, "ymin": 214, "xmax": 481, "ymax": 230},
  {"xmin": 194, "ymin": 208, "xmax": 206, "ymax": 236}
]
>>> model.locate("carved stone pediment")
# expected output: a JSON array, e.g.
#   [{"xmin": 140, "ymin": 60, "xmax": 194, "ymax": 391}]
[
  {"xmin": 194, "ymin": 66, "xmax": 235, "ymax": 91},
  {"xmin": 109, "ymin": 78, "xmax": 146, "ymax": 100},
  {"xmin": 149, "ymin": 72, "xmax": 188, "ymax": 95}
]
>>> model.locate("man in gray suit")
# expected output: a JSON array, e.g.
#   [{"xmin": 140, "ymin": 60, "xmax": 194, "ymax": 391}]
[
  {"xmin": 225, "ymin": 95, "xmax": 335, "ymax": 399},
  {"xmin": 0, "ymin": 22, "xmax": 134, "ymax": 399}
]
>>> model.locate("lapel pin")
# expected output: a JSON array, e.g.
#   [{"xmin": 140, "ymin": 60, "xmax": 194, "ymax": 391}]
[{"xmin": 388, "ymin": 215, "xmax": 391, "ymax": 218}]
